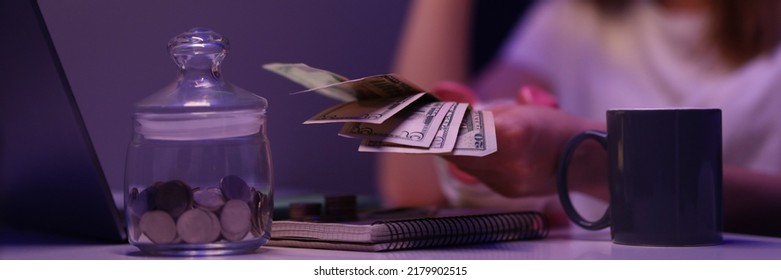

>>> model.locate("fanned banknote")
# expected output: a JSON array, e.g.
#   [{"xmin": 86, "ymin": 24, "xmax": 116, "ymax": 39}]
[
  {"xmin": 264, "ymin": 63, "xmax": 497, "ymax": 157},
  {"xmin": 338, "ymin": 101, "xmax": 455, "ymax": 148},
  {"xmin": 450, "ymin": 109, "xmax": 497, "ymax": 156},
  {"xmin": 358, "ymin": 102, "xmax": 469, "ymax": 154},
  {"xmin": 304, "ymin": 92, "xmax": 427, "ymax": 124},
  {"xmin": 263, "ymin": 63, "xmax": 352, "ymax": 101},
  {"xmin": 294, "ymin": 74, "xmax": 425, "ymax": 100}
]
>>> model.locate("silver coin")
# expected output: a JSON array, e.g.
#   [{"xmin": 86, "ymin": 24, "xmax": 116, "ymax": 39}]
[
  {"xmin": 219, "ymin": 175, "xmax": 251, "ymax": 203},
  {"xmin": 220, "ymin": 199, "xmax": 251, "ymax": 241},
  {"xmin": 193, "ymin": 187, "xmax": 225, "ymax": 212},
  {"xmin": 255, "ymin": 192, "xmax": 273, "ymax": 237},
  {"xmin": 139, "ymin": 210, "xmax": 177, "ymax": 244},
  {"xmin": 154, "ymin": 180, "xmax": 193, "ymax": 218},
  {"xmin": 130, "ymin": 186, "xmax": 158, "ymax": 217},
  {"xmin": 176, "ymin": 208, "xmax": 221, "ymax": 244},
  {"xmin": 207, "ymin": 187, "xmax": 223, "ymax": 196},
  {"xmin": 250, "ymin": 190, "xmax": 261, "ymax": 237},
  {"xmin": 259, "ymin": 192, "xmax": 271, "ymax": 232}
]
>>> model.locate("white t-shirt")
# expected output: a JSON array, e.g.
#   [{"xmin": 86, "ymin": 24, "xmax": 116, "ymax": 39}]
[
  {"xmin": 504, "ymin": 0, "xmax": 781, "ymax": 173},
  {"xmin": 441, "ymin": 0, "xmax": 781, "ymax": 212}
]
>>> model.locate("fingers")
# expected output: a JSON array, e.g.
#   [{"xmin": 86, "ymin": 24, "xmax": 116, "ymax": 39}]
[
  {"xmin": 431, "ymin": 83, "xmax": 559, "ymax": 189},
  {"xmin": 430, "ymin": 81, "xmax": 478, "ymax": 104},
  {"xmin": 516, "ymin": 85, "xmax": 558, "ymax": 108}
]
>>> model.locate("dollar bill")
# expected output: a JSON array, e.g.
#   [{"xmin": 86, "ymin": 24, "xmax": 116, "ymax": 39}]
[
  {"xmin": 263, "ymin": 63, "xmax": 353, "ymax": 101},
  {"xmin": 304, "ymin": 92, "xmax": 427, "ymax": 124},
  {"xmin": 359, "ymin": 109, "xmax": 496, "ymax": 156},
  {"xmin": 296, "ymin": 74, "xmax": 425, "ymax": 100},
  {"xmin": 338, "ymin": 101, "xmax": 455, "ymax": 148},
  {"xmin": 264, "ymin": 63, "xmax": 426, "ymax": 102},
  {"xmin": 450, "ymin": 110, "xmax": 497, "ymax": 157},
  {"xmin": 358, "ymin": 102, "xmax": 469, "ymax": 153},
  {"xmin": 267, "ymin": 63, "xmax": 431, "ymax": 124}
]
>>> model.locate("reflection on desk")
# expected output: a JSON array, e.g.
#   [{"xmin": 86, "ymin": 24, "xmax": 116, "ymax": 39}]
[{"xmin": 2, "ymin": 227, "xmax": 781, "ymax": 260}]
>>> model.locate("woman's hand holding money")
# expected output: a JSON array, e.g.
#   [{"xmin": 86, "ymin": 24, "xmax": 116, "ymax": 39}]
[{"xmin": 434, "ymin": 82, "xmax": 608, "ymax": 201}]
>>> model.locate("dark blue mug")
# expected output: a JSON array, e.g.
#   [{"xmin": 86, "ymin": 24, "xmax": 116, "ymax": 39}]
[{"xmin": 557, "ymin": 108, "xmax": 723, "ymax": 246}]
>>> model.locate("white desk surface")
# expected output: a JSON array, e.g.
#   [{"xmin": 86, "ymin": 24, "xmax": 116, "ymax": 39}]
[{"xmin": 3, "ymin": 227, "xmax": 781, "ymax": 260}]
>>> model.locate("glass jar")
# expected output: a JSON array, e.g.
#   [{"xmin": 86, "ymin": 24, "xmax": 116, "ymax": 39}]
[{"xmin": 125, "ymin": 28, "xmax": 272, "ymax": 256}]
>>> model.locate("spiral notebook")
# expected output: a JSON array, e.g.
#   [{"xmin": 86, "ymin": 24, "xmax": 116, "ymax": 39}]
[{"xmin": 268, "ymin": 210, "xmax": 549, "ymax": 251}]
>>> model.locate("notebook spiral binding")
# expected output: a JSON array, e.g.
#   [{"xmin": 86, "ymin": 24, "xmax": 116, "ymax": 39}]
[{"xmin": 377, "ymin": 211, "xmax": 549, "ymax": 251}]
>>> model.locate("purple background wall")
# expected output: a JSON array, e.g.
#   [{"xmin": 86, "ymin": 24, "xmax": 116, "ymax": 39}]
[{"xmin": 38, "ymin": 0, "xmax": 410, "ymax": 200}]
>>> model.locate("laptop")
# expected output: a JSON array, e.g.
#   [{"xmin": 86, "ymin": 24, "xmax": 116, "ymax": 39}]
[{"xmin": 0, "ymin": 0, "xmax": 126, "ymax": 242}]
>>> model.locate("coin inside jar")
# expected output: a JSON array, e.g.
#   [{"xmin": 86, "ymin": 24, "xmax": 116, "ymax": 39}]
[
  {"xmin": 258, "ymin": 192, "xmax": 271, "ymax": 232},
  {"xmin": 250, "ymin": 190, "xmax": 261, "ymax": 237},
  {"xmin": 139, "ymin": 210, "xmax": 177, "ymax": 244},
  {"xmin": 220, "ymin": 199, "xmax": 251, "ymax": 241},
  {"xmin": 176, "ymin": 208, "xmax": 221, "ymax": 244},
  {"xmin": 154, "ymin": 180, "xmax": 193, "ymax": 218},
  {"xmin": 219, "ymin": 175, "xmax": 251, "ymax": 203},
  {"xmin": 131, "ymin": 185, "xmax": 159, "ymax": 216},
  {"xmin": 193, "ymin": 187, "xmax": 225, "ymax": 212}
]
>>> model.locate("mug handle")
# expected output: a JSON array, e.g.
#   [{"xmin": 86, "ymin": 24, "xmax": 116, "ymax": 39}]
[{"xmin": 556, "ymin": 130, "xmax": 610, "ymax": 230}]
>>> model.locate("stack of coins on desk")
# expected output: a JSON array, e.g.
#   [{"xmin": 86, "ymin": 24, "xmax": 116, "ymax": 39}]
[
  {"xmin": 286, "ymin": 195, "xmax": 359, "ymax": 222},
  {"xmin": 288, "ymin": 202, "xmax": 323, "ymax": 222},
  {"xmin": 324, "ymin": 195, "xmax": 358, "ymax": 222},
  {"xmin": 128, "ymin": 175, "xmax": 269, "ymax": 245}
]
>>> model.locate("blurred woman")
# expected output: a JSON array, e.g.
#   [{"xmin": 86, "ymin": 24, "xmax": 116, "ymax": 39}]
[{"xmin": 380, "ymin": 0, "xmax": 781, "ymax": 236}]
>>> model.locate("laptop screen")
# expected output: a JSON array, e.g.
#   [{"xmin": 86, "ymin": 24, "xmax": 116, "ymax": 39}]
[{"xmin": 0, "ymin": 0, "xmax": 126, "ymax": 242}]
